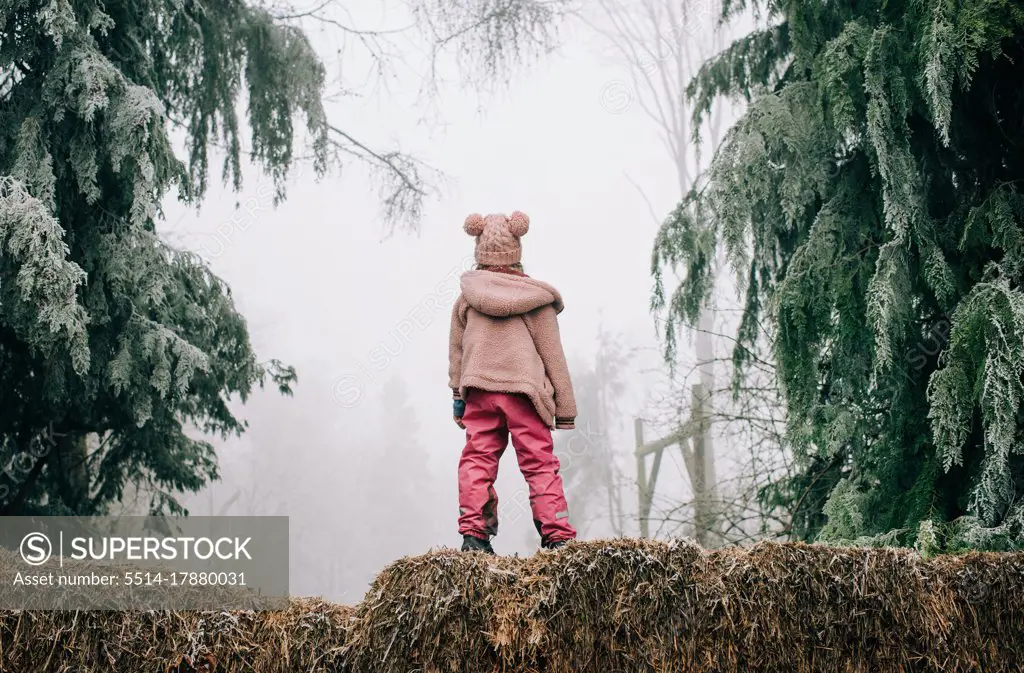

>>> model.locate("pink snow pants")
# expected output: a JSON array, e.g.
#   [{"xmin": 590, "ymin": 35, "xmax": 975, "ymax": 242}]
[{"xmin": 458, "ymin": 389, "xmax": 576, "ymax": 545}]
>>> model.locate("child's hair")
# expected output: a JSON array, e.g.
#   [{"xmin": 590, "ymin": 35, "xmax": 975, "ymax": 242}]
[{"xmin": 478, "ymin": 262, "xmax": 524, "ymax": 273}]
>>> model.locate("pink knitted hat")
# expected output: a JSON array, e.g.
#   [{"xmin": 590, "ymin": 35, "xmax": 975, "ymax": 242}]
[{"xmin": 464, "ymin": 211, "xmax": 530, "ymax": 266}]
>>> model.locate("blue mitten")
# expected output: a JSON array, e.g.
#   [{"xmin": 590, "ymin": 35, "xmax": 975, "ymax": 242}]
[{"xmin": 453, "ymin": 399, "xmax": 466, "ymax": 418}]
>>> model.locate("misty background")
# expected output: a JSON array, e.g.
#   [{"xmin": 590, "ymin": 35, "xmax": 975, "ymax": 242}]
[{"xmin": 149, "ymin": 2, "xmax": 764, "ymax": 603}]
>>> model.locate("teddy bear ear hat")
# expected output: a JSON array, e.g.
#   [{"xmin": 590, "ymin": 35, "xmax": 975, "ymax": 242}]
[
  {"xmin": 464, "ymin": 213, "xmax": 485, "ymax": 236},
  {"xmin": 465, "ymin": 210, "xmax": 529, "ymax": 266},
  {"xmin": 507, "ymin": 210, "xmax": 530, "ymax": 237}
]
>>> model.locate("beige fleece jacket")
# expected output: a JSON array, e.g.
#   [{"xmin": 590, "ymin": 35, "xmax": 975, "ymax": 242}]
[{"xmin": 448, "ymin": 270, "xmax": 577, "ymax": 428}]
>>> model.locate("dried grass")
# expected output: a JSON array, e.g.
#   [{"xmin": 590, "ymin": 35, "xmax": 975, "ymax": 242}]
[
  {"xmin": 0, "ymin": 547, "xmax": 279, "ymax": 611},
  {"xmin": 346, "ymin": 539, "xmax": 1024, "ymax": 673},
  {"xmin": 0, "ymin": 598, "xmax": 354, "ymax": 672},
  {"xmin": 3, "ymin": 539, "xmax": 1023, "ymax": 673}
]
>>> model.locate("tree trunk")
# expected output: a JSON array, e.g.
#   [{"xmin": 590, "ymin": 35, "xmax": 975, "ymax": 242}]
[
  {"xmin": 693, "ymin": 310, "xmax": 720, "ymax": 547},
  {"xmin": 58, "ymin": 432, "xmax": 91, "ymax": 512}
]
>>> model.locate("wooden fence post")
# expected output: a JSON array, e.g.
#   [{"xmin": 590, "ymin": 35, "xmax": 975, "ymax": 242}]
[
  {"xmin": 690, "ymin": 383, "xmax": 709, "ymax": 547},
  {"xmin": 636, "ymin": 390, "xmax": 712, "ymax": 541},
  {"xmin": 635, "ymin": 418, "xmax": 647, "ymax": 538}
]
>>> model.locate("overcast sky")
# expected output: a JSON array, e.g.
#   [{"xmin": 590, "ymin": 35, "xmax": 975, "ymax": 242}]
[{"xmin": 160, "ymin": 1, "xmax": 751, "ymax": 597}]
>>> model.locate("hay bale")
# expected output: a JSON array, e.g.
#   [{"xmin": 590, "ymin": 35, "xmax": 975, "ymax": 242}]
[
  {"xmin": 0, "ymin": 598, "xmax": 354, "ymax": 673},
  {"xmin": 342, "ymin": 550, "xmax": 522, "ymax": 673},
  {"xmin": 345, "ymin": 539, "xmax": 1024, "ymax": 673},
  {"xmin": 0, "ymin": 547, "xmax": 280, "ymax": 612},
  {"xmin": 3, "ymin": 539, "xmax": 1022, "ymax": 673}
]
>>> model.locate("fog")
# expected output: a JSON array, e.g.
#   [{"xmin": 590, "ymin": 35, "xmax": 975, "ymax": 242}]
[{"xmin": 156, "ymin": 2, "xmax": 762, "ymax": 603}]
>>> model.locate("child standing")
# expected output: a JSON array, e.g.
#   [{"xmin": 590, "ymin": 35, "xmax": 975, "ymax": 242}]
[{"xmin": 448, "ymin": 210, "xmax": 577, "ymax": 554}]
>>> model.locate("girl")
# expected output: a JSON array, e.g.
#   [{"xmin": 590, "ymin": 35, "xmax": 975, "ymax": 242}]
[{"xmin": 448, "ymin": 211, "xmax": 577, "ymax": 554}]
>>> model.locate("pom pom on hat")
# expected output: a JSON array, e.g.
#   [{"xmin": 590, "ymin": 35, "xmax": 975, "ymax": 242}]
[
  {"xmin": 507, "ymin": 210, "xmax": 530, "ymax": 237},
  {"xmin": 466, "ymin": 210, "xmax": 529, "ymax": 265},
  {"xmin": 464, "ymin": 213, "xmax": 485, "ymax": 236}
]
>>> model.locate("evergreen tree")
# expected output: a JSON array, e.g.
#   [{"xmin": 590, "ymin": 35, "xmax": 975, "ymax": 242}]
[
  {"xmin": 0, "ymin": 1, "xmax": 565, "ymax": 516},
  {"xmin": 554, "ymin": 327, "xmax": 630, "ymax": 538},
  {"xmin": 653, "ymin": 0, "xmax": 1024, "ymax": 550},
  {"xmin": 360, "ymin": 376, "xmax": 443, "ymax": 561}
]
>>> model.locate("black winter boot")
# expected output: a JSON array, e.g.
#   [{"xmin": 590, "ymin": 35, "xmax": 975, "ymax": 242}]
[
  {"xmin": 461, "ymin": 534, "xmax": 495, "ymax": 554},
  {"xmin": 542, "ymin": 539, "xmax": 570, "ymax": 550}
]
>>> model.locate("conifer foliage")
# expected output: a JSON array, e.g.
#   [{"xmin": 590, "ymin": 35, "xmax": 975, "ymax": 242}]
[
  {"xmin": 0, "ymin": 0, "xmax": 567, "ymax": 517},
  {"xmin": 0, "ymin": 0, "xmax": 334, "ymax": 515},
  {"xmin": 653, "ymin": 0, "xmax": 1024, "ymax": 549}
]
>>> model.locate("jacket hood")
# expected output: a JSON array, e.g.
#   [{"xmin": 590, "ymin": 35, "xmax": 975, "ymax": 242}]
[{"xmin": 460, "ymin": 270, "xmax": 564, "ymax": 318}]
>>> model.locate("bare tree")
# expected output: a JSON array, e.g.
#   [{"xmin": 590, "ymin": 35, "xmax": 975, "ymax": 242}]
[
  {"xmin": 581, "ymin": 0, "xmax": 796, "ymax": 548},
  {"xmin": 554, "ymin": 324, "xmax": 634, "ymax": 539},
  {"xmin": 174, "ymin": 0, "xmax": 577, "ymax": 234},
  {"xmin": 580, "ymin": 0, "xmax": 730, "ymax": 545},
  {"xmin": 641, "ymin": 313, "xmax": 795, "ymax": 544}
]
